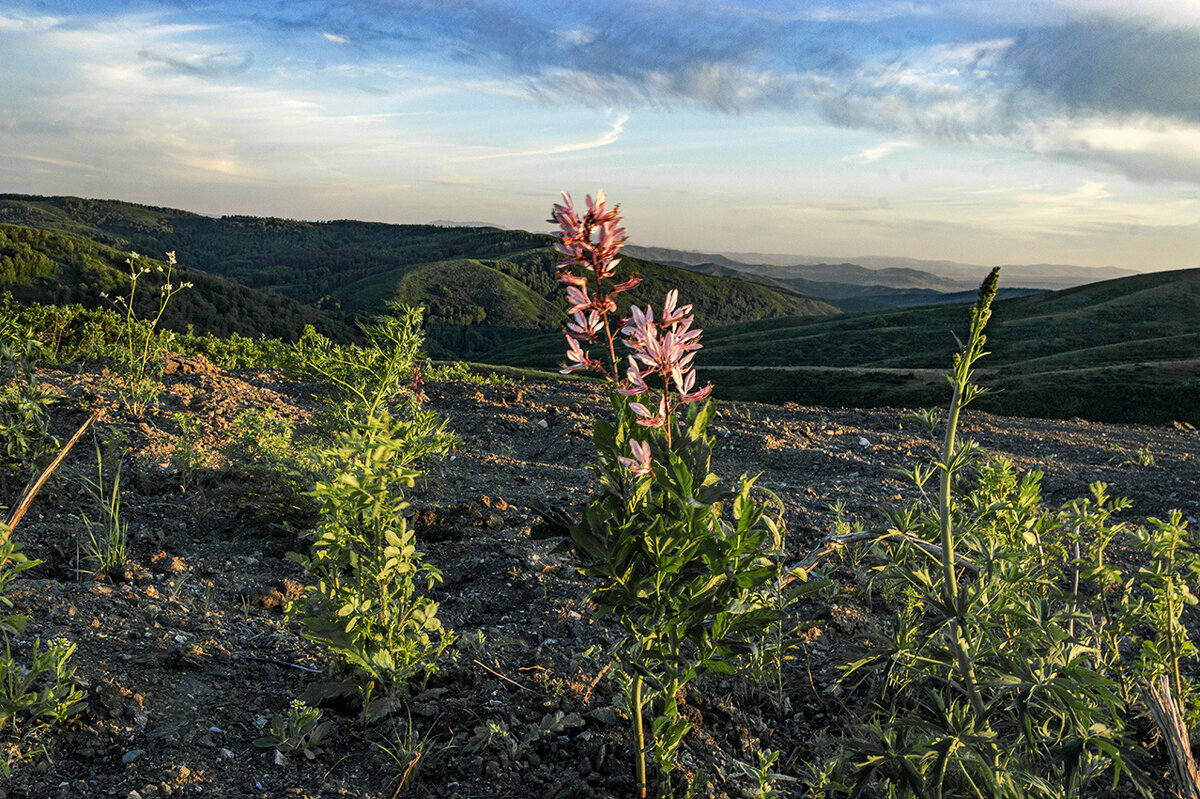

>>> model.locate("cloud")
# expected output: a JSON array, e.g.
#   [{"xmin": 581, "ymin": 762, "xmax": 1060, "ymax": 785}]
[
  {"xmin": 843, "ymin": 140, "xmax": 919, "ymax": 163},
  {"xmin": 323, "ymin": 32, "xmax": 349, "ymax": 44},
  {"xmin": 1026, "ymin": 116, "xmax": 1200, "ymax": 183},
  {"xmin": 139, "ymin": 48, "xmax": 253, "ymax": 78},
  {"xmin": 0, "ymin": 12, "xmax": 59, "ymax": 33},
  {"xmin": 1001, "ymin": 18, "xmax": 1200, "ymax": 122},
  {"xmin": 464, "ymin": 111, "xmax": 629, "ymax": 161}
]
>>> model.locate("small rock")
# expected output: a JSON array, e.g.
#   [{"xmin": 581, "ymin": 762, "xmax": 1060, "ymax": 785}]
[
  {"xmin": 587, "ymin": 707, "xmax": 619, "ymax": 726},
  {"xmin": 122, "ymin": 749, "xmax": 145, "ymax": 765}
]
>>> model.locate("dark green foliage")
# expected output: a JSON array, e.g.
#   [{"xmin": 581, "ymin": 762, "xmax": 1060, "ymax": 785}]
[
  {"xmin": 835, "ymin": 272, "xmax": 1155, "ymax": 798},
  {"xmin": 0, "ymin": 339, "xmax": 58, "ymax": 493},
  {"xmin": 698, "ymin": 268, "xmax": 1200, "ymax": 424},
  {"xmin": 286, "ymin": 304, "xmax": 458, "ymax": 717},
  {"xmin": 0, "ymin": 534, "xmax": 86, "ymax": 736},
  {"xmin": 0, "ymin": 222, "xmax": 356, "ymax": 344},
  {"xmin": 288, "ymin": 413, "xmax": 455, "ymax": 712}
]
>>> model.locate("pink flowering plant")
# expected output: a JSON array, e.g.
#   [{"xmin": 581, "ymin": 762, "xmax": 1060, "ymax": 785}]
[{"xmin": 540, "ymin": 192, "xmax": 783, "ymax": 798}]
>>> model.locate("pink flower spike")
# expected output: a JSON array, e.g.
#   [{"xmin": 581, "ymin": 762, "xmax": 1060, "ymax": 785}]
[
  {"xmin": 618, "ymin": 438, "xmax": 653, "ymax": 476},
  {"xmin": 559, "ymin": 273, "xmax": 589, "ymax": 289}
]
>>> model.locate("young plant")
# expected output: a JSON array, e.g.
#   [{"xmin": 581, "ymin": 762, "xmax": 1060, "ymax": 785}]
[
  {"xmin": 293, "ymin": 304, "xmax": 438, "ymax": 428},
  {"xmin": 540, "ymin": 192, "xmax": 782, "ymax": 798},
  {"xmin": 0, "ymin": 637, "xmax": 86, "ymax": 734},
  {"xmin": 0, "ymin": 339, "xmax": 58, "ymax": 493},
  {"xmin": 287, "ymin": 413, "xmax": 455, "ymax": 717},
  {"xmin": 369, "ymin": 710, "xmax": 450, "ymax": 795},
  {"xmin": 170, "ymin": 411, "xmax": 211, "ymax": 527},
  {"xmin": 79, "ymin": 440, "xmax": 129, "ymax": 578},
  {"xmin": 0, "ymin": 530, "xmax": 85, "ymax": 735},
  {"xmin": 254, "ymin": 699, "xmax": 331, "ymax": 761},
  {"xmin": 1111, "ymin": 444, "xmax": 1156, "ymax": 468},
  {"xmin": 1133, "ymin": 511, "xmax": 1200, "ymax": 719},
  {"xmin": 100, "ymin": 251, "xmax": 192, "ymax": 413}
]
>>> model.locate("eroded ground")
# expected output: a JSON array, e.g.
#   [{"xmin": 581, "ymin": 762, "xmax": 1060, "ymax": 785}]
[{"xmin": 3, "ymin": 360, "xmax": 1198, "ymax": 798}]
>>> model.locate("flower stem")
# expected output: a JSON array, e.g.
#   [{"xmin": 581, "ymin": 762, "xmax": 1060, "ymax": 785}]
[{"xmin": 632, "ymin": 674, "xmax": 647, "ymax": 799}]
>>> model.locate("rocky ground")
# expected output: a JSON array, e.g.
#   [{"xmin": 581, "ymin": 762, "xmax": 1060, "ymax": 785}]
[{"xmin": 2, "ymin": 358, "xmax": 1198, "ymax": 798}]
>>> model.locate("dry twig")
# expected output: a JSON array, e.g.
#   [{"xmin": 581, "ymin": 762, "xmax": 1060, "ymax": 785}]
[
  {"xmin": 1143, "ymin": 675, "xmax": 1200, "ymax": 799},
  {"xmin": 4, "ymin": 407, "xmax": 104, "ymax": 542}
]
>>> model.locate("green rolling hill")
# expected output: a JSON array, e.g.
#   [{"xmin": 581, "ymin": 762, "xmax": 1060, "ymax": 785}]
[
  {"xmin": 0, "ymin": 194, "xmax": 837, "ymax": 358},
  {"xmin": 695, "ymin": 268, "xmax": 1200, "ymax": 424},
  {"xmin": 3, "ymin": 192, "xmax": 1192, "ymax": 424}
]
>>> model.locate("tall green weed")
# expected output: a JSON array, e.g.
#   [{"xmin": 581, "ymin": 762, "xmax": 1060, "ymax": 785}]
[{"xmin": 835, "ymin": 270, "xmax": 1156, "ymax": 797}]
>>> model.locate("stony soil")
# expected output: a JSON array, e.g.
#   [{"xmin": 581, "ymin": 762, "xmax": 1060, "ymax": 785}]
[{"xmin": 2, "ymin": 359, "xmax": 1198, "ymax": 798}]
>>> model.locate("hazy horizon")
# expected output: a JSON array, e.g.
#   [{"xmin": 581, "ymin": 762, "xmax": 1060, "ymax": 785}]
[{"xmin": 3, "ymin": 1, "xmax": 1199, "ymax": 272}]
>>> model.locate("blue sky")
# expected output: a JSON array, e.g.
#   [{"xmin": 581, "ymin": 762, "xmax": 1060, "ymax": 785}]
[{"xmin": 2, "ymin": 1, "xmax": 1199, "ymax": 271}]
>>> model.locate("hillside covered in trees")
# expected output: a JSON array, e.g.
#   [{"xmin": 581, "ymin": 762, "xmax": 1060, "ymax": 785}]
[{"xmin": 0, "ymin": 194, "xmax": 837, "ymax": 357}]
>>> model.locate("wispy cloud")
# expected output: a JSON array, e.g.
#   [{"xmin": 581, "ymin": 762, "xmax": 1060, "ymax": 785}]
[
  {"xmin": 843, "ymin": 140, "xmax": 919, "ymax": 163},
  {"xmin": 138, "ymin": 47, "xmax": 253, "ymax": 78},
  {"xmin": 0, "ymin": 12, "xmax": 59, "ymax": 32},
  {"xmin": 464, "ymin": 111, "xmax": 630, "ymax": 161}
]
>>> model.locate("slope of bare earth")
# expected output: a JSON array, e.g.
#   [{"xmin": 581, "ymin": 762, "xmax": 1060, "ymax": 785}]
[{"xmin": 2, "ymin": 361, "xmax": 1198, "ymax": 799}]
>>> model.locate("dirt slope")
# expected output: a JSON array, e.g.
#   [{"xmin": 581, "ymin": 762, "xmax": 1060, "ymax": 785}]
[{"xmin": 2, "ymin": 363, "xmax": 1197, "ymax": 798}]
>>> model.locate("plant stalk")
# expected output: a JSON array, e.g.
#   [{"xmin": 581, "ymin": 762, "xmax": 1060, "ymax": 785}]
[{"xmin": 632, "ymin": 674, "xmax": 647, "ymax": 799}]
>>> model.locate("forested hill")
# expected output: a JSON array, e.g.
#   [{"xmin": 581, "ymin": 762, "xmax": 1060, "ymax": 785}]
[
  {"xmin": 0, "ymin": 223, "xmax": 357, "ymax": 342},
  {"xmin": 0, "ymin": 195, "xmax": 837, "ymax": 340}
]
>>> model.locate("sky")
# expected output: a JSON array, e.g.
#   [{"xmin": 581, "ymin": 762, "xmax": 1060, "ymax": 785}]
[{"xmin": 2, "ymin": 1, "xmax": 1200, "ymax": 272}]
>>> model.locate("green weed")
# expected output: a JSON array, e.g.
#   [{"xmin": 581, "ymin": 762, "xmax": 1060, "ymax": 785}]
[
  {"xmin": 0, "ymin": 338, "xmax": 58, "ymax": 493},
  {"xmin": 100, "ymin": 251, "xmax": 192, "ymax": 414},
  {"xmin": 254, "ymin": 699, "xmax": 331, "ymax": 761},
  {"xmin": 79, "ymin": 440, "xmax": 129, "ymax": 578}
]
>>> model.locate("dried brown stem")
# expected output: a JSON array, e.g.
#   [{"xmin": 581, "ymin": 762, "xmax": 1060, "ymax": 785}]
[
  {"xmin": 4, "ymin": 407, "xmax": 104, "ymax": 542},
  {"xmin": 1143, "ymin": 675, "xmax": 1200, "ymax": 799},
  {"xmin": 472, "ymin": 658, "xmax": 535, "ymax": 694}
]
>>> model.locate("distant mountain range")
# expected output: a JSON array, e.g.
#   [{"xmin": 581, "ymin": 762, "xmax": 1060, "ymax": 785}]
[{"xmin": 626, "ymin": 245, "xmax": 1138, "ymax": 293}]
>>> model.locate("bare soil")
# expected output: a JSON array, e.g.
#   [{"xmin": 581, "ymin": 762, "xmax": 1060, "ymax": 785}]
[{"xmin": 3, "ymin": 361, "xmax": 1198, "ymax": 798}]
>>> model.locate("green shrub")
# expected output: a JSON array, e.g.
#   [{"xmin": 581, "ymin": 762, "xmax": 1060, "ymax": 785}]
[
  {"xmin": 0, "ymin": 339, "xmax": 58, "ymax": 493},
  {"xmin": 0, "ymin": 531, "xmax": 85, "ymax": 741},
  {"xmin": 287, "ymin": 412, "xmax": 455, "ymax": 715}
]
